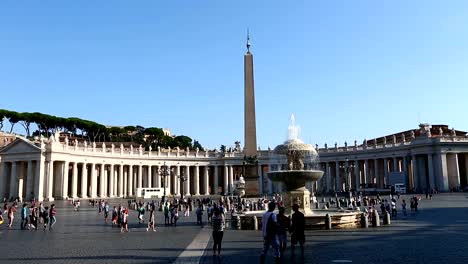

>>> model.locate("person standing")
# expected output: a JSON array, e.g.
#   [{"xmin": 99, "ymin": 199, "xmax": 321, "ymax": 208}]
[
  {"xmin": 121, "ymin": 208, "xmax": 129, "ymax": 233},
  {"xmin": 260, "ymin": 202, "xmax": 280, "ymax": 264},
  {"xmin": 30, "ymin": 204, "xmax": 38, "ymax": 230},
  {"xmin": 276, "ymin": 207, "xmax": 290, "ymax": 258},
  {"xmin": 196, "ymin": 204, "xmax": 204, "ymax": 226},
  {"xmin": 290, "ymin": 204, "xmax": 305, "ymax": 259},
  {"xmin": 21, "ymin": 203, "xmax": 29, "ymax": 230},
  {"xmin": 211, "ymin": 208, "xmax": 225, "ymax": 258},
  {"xmin": 104, "ymin": 202, "xmax": 110, "ymax": 223},
  {"xmin": 401, "ymin": 199, "xmax": 407, "ymax": 217},
  {"xmin": 163, "ymin": 203, "xmax": 170, "ymax": 225}
]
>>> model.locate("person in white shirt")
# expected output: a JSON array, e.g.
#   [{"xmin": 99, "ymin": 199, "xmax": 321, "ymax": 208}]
[{"xmin": 260, "ymin": 202, "xmax": 280, "ymax": 264}]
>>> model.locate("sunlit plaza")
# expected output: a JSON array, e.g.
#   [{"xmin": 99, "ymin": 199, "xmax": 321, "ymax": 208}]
[{"xmin": 2, "ymin": 2, "xmax": 468, "ymax": 264}]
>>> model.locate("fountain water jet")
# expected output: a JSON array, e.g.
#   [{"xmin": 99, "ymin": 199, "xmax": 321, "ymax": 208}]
[{"xmin": 268, "ymin": 115, "xmax": 323, "ymax": 215}]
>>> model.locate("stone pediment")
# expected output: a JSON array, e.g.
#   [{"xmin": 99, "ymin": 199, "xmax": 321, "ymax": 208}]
[{"xmin": 0, "ymin": 138, "xmax": 40, "ymax": 155}]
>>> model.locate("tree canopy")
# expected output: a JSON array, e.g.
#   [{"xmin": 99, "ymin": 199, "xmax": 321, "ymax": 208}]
[{"xmin": 0, "ymin": 108, "xmax": 203, "ymax": 150}]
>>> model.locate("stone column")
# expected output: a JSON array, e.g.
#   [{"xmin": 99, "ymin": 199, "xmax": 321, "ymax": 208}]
[
  {"xmin": 34, "ymin": 160, "xmax": 45, "ymax": 201},
  {"xmin": 118, "ymin": 165, "xmax": 124, "ymax": 197},
  {"xmin": 393, "ymin": 157, "xmax": 398, "ymax": 172},
  {"xmin": 81, "ymin": 163, "xmax": 88, "ymax": 198},
  {"xmin": 434, "ymin": 153, "xmax": 449, "ymax": 191},
  {"xmin": 175, "ymin": 165, "xmax": 180, "ymax": 196},
  {"xmin": 72, "ymin": 163, "xmax": 78, "ymax": 198},
  {"xmin": 26, "ymin": 160, "xmax": 34, "ymax": 200},
  {"xmin": 411, "ymin": 155, "xmax": 418, "ymax": 190},
  {"xmin": 128, "ymin": 165, "xmax": 133, "ymax": 196},
  {"xmin": 213, "ymin": 165, "xmax": 219, "ymax": 195},
  {"xmin": 98, "ymin": 164, "xmax": 105, "ymax": 198},
  {"xmin": 137, "ymin": 165, "xmax": 142, "ymax": 189},
  {"xmin": 354, "ymin": 160, "xmax": 360, "ymax": 190},
  {"xmin": 194, "ymin": 165, "xmax": 200, "ymax": 195},
  {"xmin": 427, "ymin": 153, "xmax": 435, "ymax": 189},
  {"xmin": 383, "ymin": 158, "xmax": 388, "ymax": 187},
  {"xmin": 46, "ymin": 161, "xmax": 54, "ymax": 201},
  {"xmin": 373, "ymin": 159, "xmax": 379, "ymax": 186},
  {"xmin": 90, "ymin": 163, "xmax": 97, "ymax": 198},
  {"xmin": 403, "ymin": 157, "xmax": 408, "ymax": 186},
  {"xmin": 325, "ymin": 162, "xmax": 330, "ymax": 192},
  {"xmin": 335, "ymin": 161, "xmax": 341, "ymax": 191},
  {"xmin": 224, "ymin": 165, "xmax": 229, "ymax": 195},
  {"xmin": 267, "ymin": 164, "xmax": 274, "ymax": 194},
  {"xmin": 155, "ymin": 166, "xmax": 160, "ymax": 188},
  {"xmin": 62, "ymin": 161, "xmax": 69, "ymax": 199},
  {"xmin": 447, "ymin": 153, "xmax": 460, "ymax": 189},
  {"xmin": 123, "ymin": 167, "xmax": 128, "ymax": 196},
  {"xmin": 204, "ymin": 166, "xmax": 209, "ymax": 195},
  {"xmin": 17, "ymin": 162, "xmax": 24, "ymax": 200},
  {"xmin": 364, "ymin": 159, "xmax": 369, "ymax": 185},
  {"xmin": 147, "ymin": 165, "xmax": 152, "ymax": 188},
  {"xmin": 0, "ymin": 162, "xmax": 7, "ymax": 199},
  {"xmin": 109, "ymin": 165, "xmax": 114, "ymax": 197},
  {"xmin": 258, "ymin": 165, "xmax": 264, "ymax": 194},
  {"xmin": 184, "ymin": 165, "xmax": 190, "ymax": 195},
  {"xmin": 229, "ymin": 166, "xmax": 234, "ymax": 193}
]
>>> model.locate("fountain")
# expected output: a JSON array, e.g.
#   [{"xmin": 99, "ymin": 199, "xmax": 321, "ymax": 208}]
[
  {"xmin": 236, "ymin": 115, "xmax": 363, "ymax": 230},
  {"xmin": 268, "ymin": 114, "xmax": 323, "ymax": 215}
]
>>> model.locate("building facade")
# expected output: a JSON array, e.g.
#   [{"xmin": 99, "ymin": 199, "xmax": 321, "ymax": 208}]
[{"xmin": 1, "ymin": 123, "xmax": 468, "ymax": 201}]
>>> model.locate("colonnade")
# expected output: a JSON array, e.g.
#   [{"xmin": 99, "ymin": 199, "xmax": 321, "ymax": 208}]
[
  {"xmin": 317, "ymin": 153, "xmax": 468, "ymax": 193},
  {"xmin": 0, "ymin": 160, "xmax": 237, "ymax": 201}
]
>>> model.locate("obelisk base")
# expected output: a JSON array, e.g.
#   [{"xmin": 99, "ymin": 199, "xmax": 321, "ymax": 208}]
[{"xmin": 244, "ymin": 164, "xmax": 259, "ymax": 196}]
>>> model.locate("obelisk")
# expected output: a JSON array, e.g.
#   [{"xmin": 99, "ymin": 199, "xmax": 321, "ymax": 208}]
[{"xmin": 243, "ymin": 31, "xmax": 260, "ymax": 196}]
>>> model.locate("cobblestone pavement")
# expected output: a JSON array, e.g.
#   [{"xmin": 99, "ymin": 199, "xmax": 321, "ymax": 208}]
[
  {"xmin": 1, "ymin": 194, "xmax": 468, "ymax": 264},
  {"xmin": 200, "ymin": 193, "xmax": 468, "ymax": 264},
  {"xmin": 0, "ymin": 200, "xmax": 204, "ymax": 264}
]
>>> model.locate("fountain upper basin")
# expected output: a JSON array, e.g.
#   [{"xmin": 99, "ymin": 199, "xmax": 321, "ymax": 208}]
[{"xmin": 268, "ymin": 170, "xmax": 323, "ymax": 190}]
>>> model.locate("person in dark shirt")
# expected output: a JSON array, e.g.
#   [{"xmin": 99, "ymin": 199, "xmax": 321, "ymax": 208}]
[
  {"xmin": 290, "ymin": 204, "xmax": 305, "ymax": 258},
  {"xmin": 276, "ymin": 207, "xmax": 290, "ymax": 258}
]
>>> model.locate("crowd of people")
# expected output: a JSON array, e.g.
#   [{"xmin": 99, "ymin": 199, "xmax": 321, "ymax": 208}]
[{"xmin": 0, "ymin": 201, "xmax": 57, "ymax": 230}]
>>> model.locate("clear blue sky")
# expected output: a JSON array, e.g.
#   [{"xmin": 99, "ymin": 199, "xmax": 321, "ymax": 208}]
[{"xmin": 1, "ymin": 1, "xmax": 468, "ymax": 150}]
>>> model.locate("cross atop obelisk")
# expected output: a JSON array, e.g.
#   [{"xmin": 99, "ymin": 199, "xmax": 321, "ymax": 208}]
[{"xmin": 244, "ymin": 30, "xmax": 257, "ymax": 157}]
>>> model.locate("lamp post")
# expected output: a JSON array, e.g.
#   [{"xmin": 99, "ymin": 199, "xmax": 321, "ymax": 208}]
[{"xmin": 159, "ymin": 162, "xmax": 172, "ymax": 203}]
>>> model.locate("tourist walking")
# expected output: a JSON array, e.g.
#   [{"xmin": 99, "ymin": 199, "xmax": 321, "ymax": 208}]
[
  {"xmin": 30, "ymin": 204, "xmax": 38, "ymax": 230},
  {"xmin": 290, "ymin": 204, "xmax": 305, "ymax": 259},
  {"xmin": 39, "ymin": 203, "xmax": 45, "ymax": 223},
  {"xmin": 49, "ymin": 204, "xmax": 57, "ymax": 230},
  {"xmin": 7, "ymin": 203, "xmax": 16, "ymax": 229},
  {"xmin": 42, "ymin": 206, "xmax": 49, "ymax": 230},
  {"xmin": 147, "ymin": 207, "xmax": 156, "ymax": 232},
  {"xmin": 211, "ymin": 208, "xmax": 225, "ymax": 258},
  {"xmin": 111, "ymin": 206, "xmax": 118, "ymax": 226},
  {"xmin": 401, "ymin": 199, "xmax": 407, "ymax": 217},
  {"xmin": 121, "ymin": 208, "xmax": 129, "ymax": 233},
  {"xmin": 137, "ymin": 205, "xmax": 145, "ymax": 224},
  {"xmin": 260, "ymin": 202, "xmax": 280, "ymax": 264}
]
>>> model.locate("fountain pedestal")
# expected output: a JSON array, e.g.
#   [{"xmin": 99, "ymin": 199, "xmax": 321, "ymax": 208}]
[{"xmin": 283, "ymin": 187, "xmax": 312, "ymax": 216}]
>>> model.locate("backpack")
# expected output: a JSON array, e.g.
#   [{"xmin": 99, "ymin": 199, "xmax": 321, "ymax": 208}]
[{"xmin": 266, "ymin": 213, "xmax": 277, "ymax": 238}]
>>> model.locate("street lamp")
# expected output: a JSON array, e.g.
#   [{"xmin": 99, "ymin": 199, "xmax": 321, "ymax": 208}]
[{"xmin": 158, "ymin": 162, "xmax": 172, "ymax": 203}]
